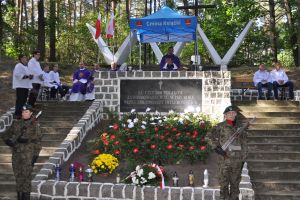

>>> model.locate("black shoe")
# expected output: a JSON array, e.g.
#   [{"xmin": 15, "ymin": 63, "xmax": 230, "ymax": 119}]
[
  {"xmin": 22, "ymin": 192, "xmax": 31, "ymax": 200},
  {"xmin": 17, "ymin": 192, "xmax": 22, "ymax": 200}
]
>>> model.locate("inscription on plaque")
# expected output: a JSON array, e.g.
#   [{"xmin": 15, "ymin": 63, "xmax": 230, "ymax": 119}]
[{"xmin": 120, "ymin": 79, "xmax": 202, "ymax": 112}]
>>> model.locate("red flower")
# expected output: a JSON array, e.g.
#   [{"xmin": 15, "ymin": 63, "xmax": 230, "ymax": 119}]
[
  {"xmin": 110, "ymin": 134, "xmax": 116, "ymax": 140},
  {"xmin": 167, "ymin": 144, "xmax": 173, "ymax": 150},
  {"xmin": 178, "ymin": 144, "xmax": 184, "ymax": 150},
  {"xmin": 201, "ymin": 137, "xmax": 205, "ymax": 142},
  {"xmin": 112, "ymin": 124, "xmax": 119, "ymax": 130},
  {"xmin": 200, "ymin": 146, "xmax": 206, "ymax": 151},
  {"xmin": 101, "ymin": 134, "xmax": 108, "ymax": 141},
  {"xmin": 103, "ymin": 140, "xmax": 109, "ymax": 146},
  {"xmin": 167, "ymin": 138, "xmax": 173, "ymax": 143},
  {"xmin": 192, "ymin": 135, "xmax": 197, "ymax": 139},
  {"xmin": 150, "ymin": 144, "xmax": 156, "ymax": 149},
  {"xmin": 113, "ymin": 140, "xmax": 120, "ymax": 145},
  {"xmin": 176, "ymin": 132, "xmax": 182, "ymax": 137},
  {"xmin": 125, "ymin": 128, "xmax": 130, "ymax": 131},
  {"xmin": 92, "ymin": 150, "xmax": 100, "ymax": 154},
  {"xmin": 128, "ymin": 139, "xmax": 134, "ymax": 143},
  {"xmin": 193, "ymin": 130, "xmax": 199, "ymax": 136},
  {"xmin": 133, "ymin": 148, "xmax": 139, "ymax": 153},
  {"xmin": 189, "ymin": 146, "xmax": 195, "ymax": 151},
  {"xmin": 114, "ymin": 149, "xmax": 121, "ymax": 155},
  {"xmin": 172, "ymin": 127, "xmax": 177, "ymax": 132},
  {"xmin": 145, "ymin": 139, "xmax": 151, "ymax": 143},
  {"xmin": 154, "ymin": 127, "xmax": 159, "ymax": 132},
  {"xmin": 199, "ymin": 121, "xmax": 206, "ymax": 128},
  {"xmin": 160, "ymin": 135, "xmax": 165, "ymax": 140},
  {"xmin": 155, "ymin": 133, "xmax": 159, "ymax": 137},
  {"xmin": 186, "ymin": 132, "xmax": 191, "ymax": 136},
  {"xmin": 139, "ymin": 131, "xmax": 145, "ymax": 135},
  {"xmin": 164, "ymin": 132, "xmax": 170, "ymax": 136}
]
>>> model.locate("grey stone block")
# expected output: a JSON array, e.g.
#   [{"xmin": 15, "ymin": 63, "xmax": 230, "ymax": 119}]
[
  {"xmin": 66, "ymin": 182, "xmax": 79, "ymax": 196},
  {"xmin": 117, "ymin": 72, "xmax": 126, "ymax": 77},
  {"xmin": 162, "ymin": 71, "xmax": 170, "ymax": 78},
  {"xmin": 170, "ymin": 188, "xmax": 181, "ymax": 200},
  {"xmin": 95, "ymin": 94, "xmax": 104, "ymax": 99},
  {"xmin": 39, "ymin": 195, "xmax": 52, "ymax": 200},
  {"xmin": 157, "ymin": 187, "xmax": 170, "ymax": 200},
  {"xmin": 31, "ymin": 181, "xmax": 42, "ymax": 193},
  {"xmin": 143, "ymin": 187, "xmax": 155, "ymax": 200},
  {"xmin": 112, "ymin": 185, "xmax": 124, "ymax": 198},
  {"xmin": 55, "ymin": 181, "xmax": 68, "ymax": 196},
  {"xmin": 105, "ymin": 94, "xmax": 111, "ymax": 99},
  {"xmin": 89, "ymin": 183, "xmax": 102, "ymax": 198},
  {"xmin": 144, "ymin": 71, "xmax": 151, "ymax": 77},
  {"xmin": 113, "ymin": 94, "xmax": 118, "ymax": 100},
  {"xmin": 101, "ymin": 87, "xmax": 108, "ymax": 92},
  {"xmin": 124, "ymin": 185, "xmax": 135, "ymax": 199},
  {"xmin": 104, "ymin": 80, "xmax": 112, "ymax": 85},
  {"xmin": 102, "ymin": 184, "xmax": 112, "ymax": 198},
  {"xmin": 40, "ymin": 180, "xmax": 56, "ymax": 195},
  {"xmin": 127, "ymin": 72, "xmax": 134, "ymax": 77},
  {"xmin": 95, "ymin": 88, "xmax": 100, "ymax": 93},
  {"xmin": 112, "ymin": 101, "xmax": 118, "ymax": 105},
  {"xmin": 136, "ymin": 72, "xmax": 143, "ymax": 77},
  {"xmin": 179, "ymin": 71, "xmax": 186, "ymax": 77},
  {"xmin": 100, "ymin": 72, "xmax": 108, "ymax": 79},
  {"xmin": 204, "ymin": 189, "xmax": 214, "ymax": 200},
  {"xmin": 152, "ymin": 71, "xmax": 161, "ymax": 77},
  {"xmin": 171, "ymin": 71, "xmax": 179, "ymax": 77},
  {"xmin": 109, "ymin": 87, "xmax": 114, "ymax": 92},
  {"xmin": 0, "ymin": 120, "xmax": 4, "ymax": 130},
  {"xmin": 212, "ymin": 71, "xmax": 221, "ymax": 78},
  {"xmin": 194, "ymin": 188, "xmax": 203, "ymax": 200},
  {"xmin": 94, "ymin": 79, "xmax": 103, "ymax": 85},
  {"xmin": 113, "ymin": 80, "xmax": 118, "ymax": 85},
  {"xmin": 110, "ymin": 72, "xmax": 117, "ymax": 78},
  {"xmin": 187, "ymin": 71, "xmax": 195, "ymax": 77},
  {"xmin": 79, "ymin": 183, "xmax": 89, "ymax": 197}
]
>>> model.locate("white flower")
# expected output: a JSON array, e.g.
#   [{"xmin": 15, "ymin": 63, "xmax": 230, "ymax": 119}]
[
  {"xmin": 132, "ymin": 176, "xmax": 139, "ymax": 184},
  {"xmin": 137, "ymin": 169, "xmax": 144, "ymax": 177},
  {"xmin": 133, "ymin": 118, "xmax": 139, "ymax": 123},
  {"xmin": 122, "ymin": 123, "xmax": 126, "ymax": 127},
  {"xmin": 150, "ymin": 122, "xmax": 156, "ymax": 125},
  {"xmin": 155, "ymin": 110, "xmax": 160, "ymax": 115},
  {"xmin": 141, "ymin": 125, "xmax": 146, "ymax": 129},
  {"xmin": 184, "ymin": 115, "xmax": 190, "ymax": 120},
  {"xmin": 135, "ymin": 165, "xmax": 141, "ymax": 171},
  {"xmin": 169, "ymin": 110, "xmax": 174, "ymax": 114},
  {"xmin": 146, "ymin": 107, "xmax": 151, "ymax": 112},
  {"xmin": 128, "ymin": 122, "xmax": 134, "ymax": 128},
  {"xmin": 127, "ymin": 119, "xmax": 132, "ymax": 123},
  {"xmin": 150, "ymin": 117, "xmax": 155, "ymax": 121},
  {"xmin": 173, "ymin": 117, "xmax": 178, "ymax": 121},
  {"xmin": 158, "ymin": 120, "xmax": 162, "ymax": 124},
  {"xmin": 148, "ymin": 172, "xmax": 156, "ymax": 179},
  {"xmin": 142, "ymin": 121, "xmax": 147, "ymax": 125},
  {"xmin": 131, "ymin": 109, "xmax": 136, "ymax": 113},
  {"xmin": 141, "ymin": 177, "xmax": 147, "ymax": 184},
  {"xmin": 178, "ymin": 118, "xmax": 184, "ymax": 124}
]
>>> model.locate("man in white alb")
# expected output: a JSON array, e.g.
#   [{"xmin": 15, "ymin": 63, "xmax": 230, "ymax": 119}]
[
  {"xmin": 253, "ymin": 64, "xmax": 272, "ymax": 100},
  {"xmin": 27, "ymin": 50, "xmax": 44, "ymax": 107},
  {"xmin": 49, "ymin": 64, "xmax": 69, "ymax": 100},
  {"xmin": 12, "ymin": 54, "xmax": 33, "ymax": 118}
]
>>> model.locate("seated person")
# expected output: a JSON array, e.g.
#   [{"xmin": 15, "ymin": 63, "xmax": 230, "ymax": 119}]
[
  {"xmin": 253, "ymin": 64, "xmax": 272, "ymax": 100},
  {"xmin": 160, "ymin": 47, "xmax": 180, "ymax": 71},
  {"xmin": 110, "ymin": 62, "xmax": 119, "ymax": 71},
  {"xmin": 270, "ymin": 62, "xmax": 294, "ymax": 100},
  {"xmin": 69, "ymin": 62, "xmax": 92, "ymax": 101},
  {"xmin": 42, "ymin": 64, "xmax": 56, "ymax": 89},
  {"xmin": 119, "ymin": 63, "xmax": 128, "ymax": 72},
  {"xmin": 49, "ymin": 64, "xmax": 70, "ymax": 100}
]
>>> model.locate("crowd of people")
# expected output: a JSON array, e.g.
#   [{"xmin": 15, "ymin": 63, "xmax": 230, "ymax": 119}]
[{"xmin": 253, "ymin": 61, "xmax": 294, "ymax": 100}]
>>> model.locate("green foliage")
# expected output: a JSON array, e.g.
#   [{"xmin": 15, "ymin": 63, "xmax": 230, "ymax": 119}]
[{"xmin": 278, "ymin": 50, "xmax": 295, "ymax": 68}]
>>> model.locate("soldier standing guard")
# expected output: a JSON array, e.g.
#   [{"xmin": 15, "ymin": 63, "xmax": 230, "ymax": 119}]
[
  {"xmin": 207, "ymin": 106, "xmax": 248, "ymax": 200},
  {"xmin": 1, "ymin": 104, "xmax": 42, "ymax": 200}
]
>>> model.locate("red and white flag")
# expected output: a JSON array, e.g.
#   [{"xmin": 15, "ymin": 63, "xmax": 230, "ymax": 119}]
[
  {"xmin": 95, "ymin": 12, "xmax": 101, "ymax": 39},
  {"xmin": 106, "ymin": 12, "xmax": 115, "ymax": 39}
]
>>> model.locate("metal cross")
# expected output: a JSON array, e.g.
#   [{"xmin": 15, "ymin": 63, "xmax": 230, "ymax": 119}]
[{"xmin": 177, "ymin": 0, "xmax": 216, "ymax": 17}]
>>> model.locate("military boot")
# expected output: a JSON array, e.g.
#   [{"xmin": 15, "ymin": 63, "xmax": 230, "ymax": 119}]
[
  {"xmin": 17, "ymin": 192, "xmax": 22, "ymax": 200},
  {"xmin": 22, "ymin": 192, "xmax": 31, "ymax": 200}
]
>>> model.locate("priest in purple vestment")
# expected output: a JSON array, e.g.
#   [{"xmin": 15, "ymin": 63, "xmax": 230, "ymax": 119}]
[
  {"xmin": 71, "ymin": 62, "xmax": 91, "ymax": 95},
  {"xmin": 160, "ymin": 47, "xmax": 181, "ymax": 71}
]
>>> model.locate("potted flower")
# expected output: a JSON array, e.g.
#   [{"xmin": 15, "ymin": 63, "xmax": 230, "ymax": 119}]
[{"xmin": 90, "ymin": 153, "xmax": 119, "ymax": 176}]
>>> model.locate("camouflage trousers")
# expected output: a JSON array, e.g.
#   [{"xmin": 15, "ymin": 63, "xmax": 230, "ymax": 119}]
[
  {"xmin": 218, "ymin": 157, "xmax": 243, "ymax": 200},
  {"xmin": 12, "ymin": 149, "xmax": 34, "ymax": 192}
]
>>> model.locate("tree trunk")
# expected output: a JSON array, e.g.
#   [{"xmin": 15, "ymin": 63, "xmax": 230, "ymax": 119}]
[
  {"xmin": 297, "ymin": 0, "xmax": 300, "ymax": 67},
  {"xmin": 18, "ymin": 0, "xmax": 24, "ymax": 35},
  {"xmin": 49, "ymin": 0, "xmax": 56, "ymax": 61},
  {"xmin": 38, "ymin": 0, "xmax": 45, "ymax": 60},
  {"xmin": 268, "ymin": 0, "xmax": 278, "ymax": 62},
  {"xmin": 182, "ymin": 0, "xmax": 189, "ymax": 15},
  {"xmin": 0, "ymin": 1, "xmax": 3, "ymax": 51},
  {"xmin": 23, "ymin": 0, "xmax": 28, "ymax": 30},
  {"xmin": 68, "ymin": 0, "xmax": 72, "ymax": 26},
  {"xmin": 31, "ymin": 0, "xmax": 34, "ymax": 29},
  {"xmin": 79, "ymin": 0, "xmax": 82, "ymax": 20},
  {"xmin": 73, "ymin": 0, "xmax": 76, "ymax": 26},
  {"xmin": 284, "ymin": 0, "xmax": 297, "ymax": 66},
  {"xmin": 126, "ymin": 0, "xmax": 130, "ymax": 23}
]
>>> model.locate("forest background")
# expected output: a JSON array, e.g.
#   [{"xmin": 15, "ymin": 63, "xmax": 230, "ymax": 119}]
[{"xmin": 0, "ymin": 0, "xmax": 300, "ymax": 68}]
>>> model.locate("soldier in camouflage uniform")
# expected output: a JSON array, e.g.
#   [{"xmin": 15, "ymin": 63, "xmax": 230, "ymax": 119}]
[
  {"xmin": 2, "ymin": 104, "xmax": 42, "ymax": 200},
  {"xmin": 207, "ymin": 106, "xmax": 248, "ymax": 200}
]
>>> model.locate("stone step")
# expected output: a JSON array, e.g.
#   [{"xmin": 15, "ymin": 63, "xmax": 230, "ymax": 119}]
[
  {"xmin": 0, "ymin": 154, "xmax": 51, "ymax": 163},
  {"xmin": 249, "ymin": 169, "xmax": 300, "ymax": 180},
  {"xmin": 247, "ymin": 160, "xmax": 300, "ymax": 170},
  {"xmin": 37, "ymin": 102, "xmax": 91, "ymax": 108},
  {"xmin": 39, "ymin": 117, "xmax": 78, "ymax": 122},
  {"xmin": 237, "ymin": 106, "xmax": 300, "ymax": 112},
  {"xmin": 234, "ymin": 101, "xmax": 299, "ymax": 107},
  {"xmin": 40, "ymin": 127, "xmax": 71, "ymax": 133},
  {"xmin": 0, "ymin": 139, "xmax": 63, "ymax": 147},
  {"xmin": 253, "ymin": 180, "xmax": 300, "ymax": 193},
  {"xmin": 252, "ymin": 118, "xmax": 300, "ymax": 124},
  {"xmin": 255, "ymin": 191, "xmax": 300, "ymax": 200},
  {"xmin": 249, "ymin": 124, "xmax": 300, "ymax": 129},
  {"xmin": 247, "ymin": 129, "xmax": 300, "ymax": 136},
  {"xmin": 248, "ymin": 143, "xmax": 300, "ymax": 151},
  {"xmin": 38, "ymin": 111, "xmax": 88, "ymax": 117},
  {"xmin": 248, "ymin": 151, "xmax": 300, "ymax": 160},
  {"xmin": 39, "ymin": 121, "xmax": 77, "ymax": 127},
  {"xmin": 240, "ymin": 112, "xmax": 300, "ymax": 118},
  {"xmin": 42, "ymin": 133, "xmax": 67, "ymax": 141},
  {"xmin": 248, "ymin": 136, "xmax": 300, "ymax": 143},
  {"xmin": 0, "ymin": 163, "xmax": 43, "ymax": 173},
  {"xmin": 0, "ymin": 181, "xmax": 16, "ymax": 192},
  {"xmin": 0, "ymin": 146, "xmax": 57, "ymax": 154}
]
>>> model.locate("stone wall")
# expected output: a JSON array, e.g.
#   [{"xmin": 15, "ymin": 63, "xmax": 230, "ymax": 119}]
[{"xmin": 94, "ymin": 71, "xmax": 231, "ymax": 120}]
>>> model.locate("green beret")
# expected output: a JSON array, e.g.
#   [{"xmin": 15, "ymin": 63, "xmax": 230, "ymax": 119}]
[
  {"xmin": 22, "ymin": 104, "xmax": 33, "ymax": 112},
  {"xmin": 223, "ymin": 106, "xmax": 235, "ymax": 114}
]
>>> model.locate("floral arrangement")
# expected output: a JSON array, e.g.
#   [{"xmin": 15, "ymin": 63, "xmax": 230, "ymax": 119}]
[
  {"xmin": 91, "ymin": 108, "xmax": 217, "ymax": 165},
  {"xmin": 90, "ymin": 153, "xmax": 119, "ymax": 174},
  {"xmin": 124, "ymin": 164, "xmax": 167, "ymax": 187}
]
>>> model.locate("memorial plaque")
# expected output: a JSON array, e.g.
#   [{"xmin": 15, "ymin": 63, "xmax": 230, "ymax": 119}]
[{"xmin": 120, "ymin": 79, "xmax": 202, "ymax": 112}]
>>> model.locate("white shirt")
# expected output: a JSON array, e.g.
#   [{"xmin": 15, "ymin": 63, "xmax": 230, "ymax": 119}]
[
  {"xmin": 270, "ymin": 69, "xmax": 289, "ymax": 84},
  {"xmin": 42, "ymin": 71, "xmax": 56, "ymax": 88},
  {"xmin": 253, "ymin": 70, "xmax": 271, "ymax": 86},
  {"xmin": 27, "ymin": 57, "xmax": 43, "ymax": 84},
  {"xmin": 49, "ymin": 70, "xmax": 61, "ymax": 85},
  {"xmin": 12, "ymin": 63, "xmax": 32, "ymax": 89}
]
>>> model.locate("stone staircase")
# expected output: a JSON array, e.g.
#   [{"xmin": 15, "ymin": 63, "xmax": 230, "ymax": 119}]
[
  {"xmin": 234, "ymin": 101, "xmax": 300, "ymax": 200},
  {"xmin": 0, "ymin": 101, "xmax": 91, "ymax": 199}
]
